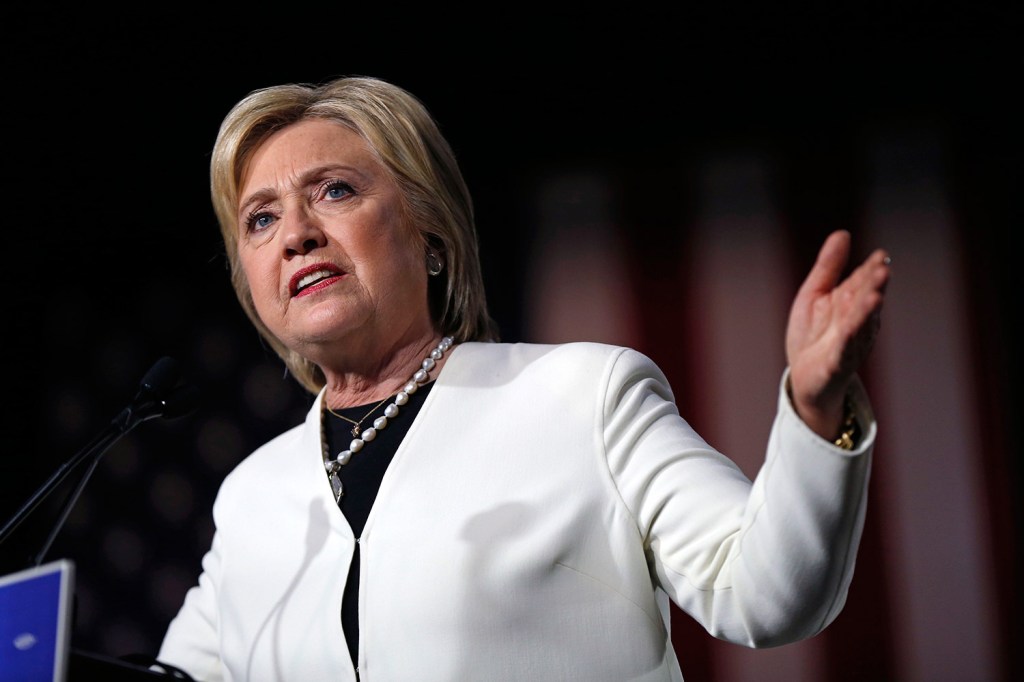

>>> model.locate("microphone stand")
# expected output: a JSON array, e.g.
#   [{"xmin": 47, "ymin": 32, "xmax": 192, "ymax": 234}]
[{"xmin": 0, "ymin": 357, "xmax": 199, "ymax": 566}]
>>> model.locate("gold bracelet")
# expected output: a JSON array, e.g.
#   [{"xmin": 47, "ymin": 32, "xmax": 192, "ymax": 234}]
[{"xmin": 833, "ymin": 394, "xmax": 860, "ymax": 450}]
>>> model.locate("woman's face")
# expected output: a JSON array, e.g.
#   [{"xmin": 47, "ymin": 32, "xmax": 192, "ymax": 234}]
[{"xmin": 236, "ymin": 119, "xmax": 430, "ymax": 363}]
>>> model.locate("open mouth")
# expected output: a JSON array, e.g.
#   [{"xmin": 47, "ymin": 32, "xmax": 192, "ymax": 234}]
[{"xmin": 290, "ymin": 264, "xmax": 344, "ymax": 297}]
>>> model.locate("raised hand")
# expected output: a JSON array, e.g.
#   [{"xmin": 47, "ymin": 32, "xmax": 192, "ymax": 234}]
[{"xmin": 785, "ymin": 230, "xmax": 891, "ymax": 441}]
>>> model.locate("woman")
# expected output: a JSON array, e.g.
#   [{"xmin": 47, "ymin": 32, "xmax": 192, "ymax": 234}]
[{"xmin": 156, "ymin": 75, "xmax": 891, "ymax": 681}]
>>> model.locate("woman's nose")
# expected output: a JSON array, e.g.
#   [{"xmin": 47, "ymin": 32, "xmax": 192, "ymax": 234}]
[{"xmin": 281, "ymin": 211, "xmax": 327, "ymax": 256}]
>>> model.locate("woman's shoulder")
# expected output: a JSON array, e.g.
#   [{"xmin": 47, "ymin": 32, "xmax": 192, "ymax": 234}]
[
  {"xmin": 458, "ymin": 339, "xmax": 654, "ymax": 361},
  {"xmin": 448, "ymin": 340, "xmax": 662, "ymax": 382}
]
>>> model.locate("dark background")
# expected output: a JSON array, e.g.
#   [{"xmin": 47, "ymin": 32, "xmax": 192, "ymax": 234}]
[{"xmin": 1, "ymin": 5, "xmax": 1019, "ymax": 680}]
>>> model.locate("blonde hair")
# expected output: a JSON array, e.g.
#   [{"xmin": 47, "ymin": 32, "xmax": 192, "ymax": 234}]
[{"xmin": 210, "ymin": 75, "xmax": 499, "ymax": 394}]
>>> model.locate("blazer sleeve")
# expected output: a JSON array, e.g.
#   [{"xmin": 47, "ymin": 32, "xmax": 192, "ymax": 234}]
[
  {"xmin": 601, "ymin": 346, "xmax": 874, "ymax": 648},
  {"xmin": 155, "ymin": 521, "xmax": 226, "ymax": 681}
]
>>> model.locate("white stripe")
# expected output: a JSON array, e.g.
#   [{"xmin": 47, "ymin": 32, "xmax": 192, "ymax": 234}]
[{"xmin": 863, "ymin": 130, "xmax": 999, "ymax": 681}]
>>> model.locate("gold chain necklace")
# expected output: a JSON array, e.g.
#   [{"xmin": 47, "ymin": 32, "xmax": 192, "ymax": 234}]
[{"xmin": 326, "ymin": 396, "xmax": 392, "ymax": 438}]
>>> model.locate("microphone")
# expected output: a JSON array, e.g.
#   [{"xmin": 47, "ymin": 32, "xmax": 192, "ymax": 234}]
[
  {"xmin": 113, "ymin": 357, "xmax": 202, "ymax": 429},
  {"xmin": 0, "ymin": 356, "xmax": 201, "ymax": 566}
]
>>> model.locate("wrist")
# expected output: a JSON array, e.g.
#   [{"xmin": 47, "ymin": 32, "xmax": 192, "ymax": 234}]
[
  {"xmin": 786, "ymin": 374, "xmax": 859, "ymax": 447},
  {"xmin": 832, "ymin": 393, "xmax": 861, "ymax": 450}
]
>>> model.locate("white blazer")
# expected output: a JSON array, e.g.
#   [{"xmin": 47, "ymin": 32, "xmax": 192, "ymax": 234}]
[{"xmin": 157, "ymin": 341, "xmax": 875, "ymax": 681}]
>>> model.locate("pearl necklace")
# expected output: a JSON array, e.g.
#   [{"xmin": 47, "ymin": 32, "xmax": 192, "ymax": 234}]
[{"xmin": 322, "ymin": 336, "xmax": 453, "ymax": 502}]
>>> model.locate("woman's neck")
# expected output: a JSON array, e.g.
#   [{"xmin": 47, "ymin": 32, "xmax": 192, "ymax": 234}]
[{"xmin": 320, "ymin": 331, "xmax": 449, "ymax": 408}]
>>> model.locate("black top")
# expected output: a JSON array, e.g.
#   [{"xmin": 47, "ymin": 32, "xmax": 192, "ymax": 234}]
[{"xmin": 323, "ymin": 381, "xmax": 434, "ymax": 667}]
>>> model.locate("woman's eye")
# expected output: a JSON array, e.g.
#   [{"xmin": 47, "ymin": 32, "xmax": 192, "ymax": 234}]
[
  {"xmin": 246, "ymin": 211, "xmax": 275, "ymax": 232},
  {"xmin": 324, "ymin": 181, "xmax": 353, "ymax": 201}
]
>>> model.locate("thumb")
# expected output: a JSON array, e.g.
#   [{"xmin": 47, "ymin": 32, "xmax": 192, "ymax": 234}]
[{"xmin": 800, "ymin": 229, "xmax": 852, "ymax": 296}]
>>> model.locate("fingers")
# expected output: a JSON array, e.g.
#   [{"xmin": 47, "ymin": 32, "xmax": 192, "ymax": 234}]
[
  {"xmin": 848, "ymin": 247, "xmax": 892, "ymax": 306},
  {"xmin": 870, "ymin": 248, "xmax": 892, "ymax": 294},
  {"xmin": 808, "ymin": 233, "xmax": 891, "ymax": 295},
  {"xmin": 839, "ymin": 248, "xmax": 891, "ymax": 364}
]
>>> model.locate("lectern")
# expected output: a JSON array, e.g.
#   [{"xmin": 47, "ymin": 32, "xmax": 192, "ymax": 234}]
[{"xmin": 0, "ymin": 559, "xmax": 186, "ymax": 681}]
